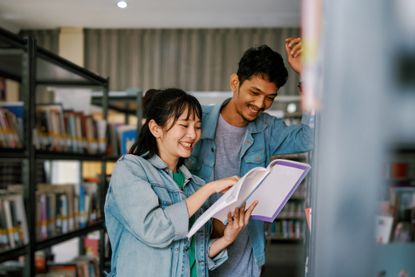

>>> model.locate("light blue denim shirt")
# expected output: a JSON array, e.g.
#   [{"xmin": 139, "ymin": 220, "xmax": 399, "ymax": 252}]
[
  {"xmin": 185, "ymin": 99, "xmax": 314, "ymax": 267},
  {"xmin": 105, "ymin": 154, "xmax": 228, "ymax": 276}
]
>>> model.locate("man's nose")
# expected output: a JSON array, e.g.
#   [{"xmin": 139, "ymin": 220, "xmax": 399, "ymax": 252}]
[{"xmin": 254, "ymin": 96, "xmax": 266, "ymax": 109}]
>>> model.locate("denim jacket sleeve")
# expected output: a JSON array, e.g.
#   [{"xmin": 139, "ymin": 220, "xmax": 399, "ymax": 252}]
[
  {"xmin": 268, "ymin": 112, "xmax": 314, "ymax": 155},
  {"xmin": 207, "ymin": 239, "xmax": 228, "ymax": 270},
  {"xmin": 109, "ymin": 157, "xmax": 189, "ymax": 248}
]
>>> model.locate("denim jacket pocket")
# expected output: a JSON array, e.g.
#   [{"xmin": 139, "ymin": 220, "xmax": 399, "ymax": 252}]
[
  {"xmin": 245, "ymin": 152, "xmax": 266, "ymax": 165},
  {"xmin": 151, "ymin": 184, "xmax": 174, "ymax": 207}
]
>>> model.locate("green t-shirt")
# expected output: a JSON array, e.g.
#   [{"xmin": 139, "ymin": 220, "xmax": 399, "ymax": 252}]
[{"xmin": 172, "ymin": 171, "xmax": 197, "ymax": 277}]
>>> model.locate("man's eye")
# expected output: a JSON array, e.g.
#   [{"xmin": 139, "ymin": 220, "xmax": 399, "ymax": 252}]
[{"xmin": 251, "ymin": 91, "xmax": 259, "ymax": 96}]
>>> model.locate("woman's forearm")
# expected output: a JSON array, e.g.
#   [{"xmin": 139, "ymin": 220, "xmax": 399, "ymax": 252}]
[
  {"xmin": 208, "ymin": 237, "xmax": 232, "ymax": 258},
  {"xmin": 185, "ymin": 183, "xmax": 214, "ymax": 217}
]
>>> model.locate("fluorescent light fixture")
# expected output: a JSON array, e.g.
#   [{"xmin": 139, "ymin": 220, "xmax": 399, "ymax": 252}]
[{"xmin": 117, "ymin": 0, "xmax": 128, "ymax": 8}]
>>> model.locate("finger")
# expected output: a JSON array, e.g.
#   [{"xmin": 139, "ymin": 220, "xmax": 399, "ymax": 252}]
[
  {"xmin": 244, "ymin": 201, "xmax": 259, "ymax": 224},
  {"xmin": 233, "ymin": 207, "xmax": 240, "ymax": 228},
  {"xmin": 223, "ymin": 182, "xmax": 234, "ymax": 189},
  {"xmin": 284, "ymin": 41, "xmax": 291, "ymax": 54},
  {"xmin": 219, "ymin": 181, "xmax": 234, "ymax": 193},
  {"xmin": 291, "ymin": 45, "xmax": 303, "ymax": 58},
  {"xmin": 285, "ymin": 37, "xmax": 300, "ymax": 48},
  {"xmin": 227, "ymin": 212, "xmax": 233, "ymax": 225},
  {"xmin": 285, "ymin": 37, "xmax": 295, "ymax": 46},
  {"xmin": 290, "ymin": 37, "xmax": 302, "ymax": 46},
  {"xmin": 292, "ymin": 48, "xmax": 303, "ymax": 58},
  {"xmin": 239, "ymin": 203, "xmax": 246, "ymax": 226}
]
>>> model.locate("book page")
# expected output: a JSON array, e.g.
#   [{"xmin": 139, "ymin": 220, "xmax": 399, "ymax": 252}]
[
  {"xmin": 187, "ymin": 167, "xmax": 267, "ymax": 238},
  {"xmin": 213, "ymin": 167, "xmax": 267, "ymax": 223},
  {"xmin": 246, "ymin": 161, "xmax": 308, "ymax": 221}
]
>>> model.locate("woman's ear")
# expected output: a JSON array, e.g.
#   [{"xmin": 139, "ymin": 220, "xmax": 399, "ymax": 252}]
[
  {"xmin": 230, "ymin": 73, "xmax": 240, "ymax": 92},
  {"xmin": 148, "ymin": 119, "xmax": 162, "ymax": 138}
]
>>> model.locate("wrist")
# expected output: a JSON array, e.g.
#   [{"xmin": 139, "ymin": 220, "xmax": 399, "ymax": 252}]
[
  {"xmin": 205, "ymin": 182, "xmax": 216, "ymax": 195},
  {"xmin": 220, "ymin": 236, "xmax": 234, "ymax": 247}
]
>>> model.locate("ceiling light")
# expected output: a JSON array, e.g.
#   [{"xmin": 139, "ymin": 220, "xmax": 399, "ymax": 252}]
[
  {"xmin": 287, "ymin": 103, "xmax": 297, "ymax": 113},
  {"xmin": 117, "ymin": 0, "xmax": 128, "ymax": 9}
]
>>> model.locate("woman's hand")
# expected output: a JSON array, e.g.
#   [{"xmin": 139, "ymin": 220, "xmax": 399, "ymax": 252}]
[
  {"xmin": 207, "ymin": 176, "xmax": 239, "ymax": 194},
  {"xmin": 208, "ymin": 201, "xmax": 258, "ymax": 257},
  {"xmin": 223, "ymin": 201, "xmax": 259, "ymax": 244},
  {"xmin": 186, "ymin": 176, "xmax": 239, "ymax": 218}
]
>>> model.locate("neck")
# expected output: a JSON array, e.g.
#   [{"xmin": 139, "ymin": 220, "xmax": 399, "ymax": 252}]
[
  {"xmin": 158, "ymin": 152, "xmax": 179, "ymax": 172},
  {"xmin": 221, "ymin": 100, "xmax": 248, "ymax": 128}
]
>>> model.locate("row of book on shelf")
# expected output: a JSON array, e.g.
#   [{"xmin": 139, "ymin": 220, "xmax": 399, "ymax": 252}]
[
  {"xmin": 0, "ymin": 102, "xmax": 137, "ymax": 156},
  {"xmin": 266, "ymin": 220, "xmax": 306, "ymax": 240},
  {"xmin": 376, "ymin": 185, "xmax": 415, "ymax": 244},
  {"xmin": 0, "ymin": 255, "xmax": 99, "ymax": 277},
  {"xmin": 0, "ymin": 181, "xmax": 100, "ymax": 252},
  {"xmin": 278, "ymin": 201, "xmax": 305, "ymax": 219}
]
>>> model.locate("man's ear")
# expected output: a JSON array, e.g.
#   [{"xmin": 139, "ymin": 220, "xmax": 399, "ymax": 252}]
[
  {"xmin": 230, "ymin": 73, "xmax": 240, "ymax": 92},
  {"xmin": 148, "ymin": 119, "xmax": 162, "ymax": 138}
]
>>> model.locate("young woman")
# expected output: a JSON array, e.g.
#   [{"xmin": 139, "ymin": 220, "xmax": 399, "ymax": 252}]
[{"xmin": 104, "ymin": 88, "xmax": 257, "ymax": 277}]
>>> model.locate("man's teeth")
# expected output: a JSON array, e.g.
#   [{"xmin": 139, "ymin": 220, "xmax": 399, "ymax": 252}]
[{"xmin": 181, "ymin": 142, "xmax": 192, "ymax": 147}]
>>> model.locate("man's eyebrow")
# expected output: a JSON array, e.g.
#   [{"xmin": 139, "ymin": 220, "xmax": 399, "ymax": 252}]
[{"xmin": 251, "ymin": 86, "xmax": 278, "ymax": 96}]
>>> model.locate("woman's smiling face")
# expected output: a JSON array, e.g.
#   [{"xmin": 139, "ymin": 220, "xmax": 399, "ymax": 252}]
[{"xmin": 156, "ymin": 107, "xmax": 202, "ymax": 163}]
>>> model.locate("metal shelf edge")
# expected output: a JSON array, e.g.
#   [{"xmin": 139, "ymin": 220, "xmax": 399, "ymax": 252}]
[{"xmin": 35, "ymin": 221, "xmax": 103, "ymax": 251}]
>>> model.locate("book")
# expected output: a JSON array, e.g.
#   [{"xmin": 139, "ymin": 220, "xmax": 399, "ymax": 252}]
[
  {"xmin": 375, "ymin": 215, "xmax": 393, "ymax": 244},
  {"xmin": 0, "ymin": 102, "xmax": 24, "ymax": 148},
  {"xmin": 304, "ymin": 207, "xmax": 312, "ymax": 232},
  {"xmin": 187, "ymin": 159, "xmax": 311, "ymax": 238},
  {"xmin": 117, "ymin": 125, "xmax": 137, "ymax": 155}
]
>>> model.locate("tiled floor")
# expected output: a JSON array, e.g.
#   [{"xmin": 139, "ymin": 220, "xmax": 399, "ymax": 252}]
[{"xmin": 261, "ymin": 242, "xmax": 306, "ymax": 277}]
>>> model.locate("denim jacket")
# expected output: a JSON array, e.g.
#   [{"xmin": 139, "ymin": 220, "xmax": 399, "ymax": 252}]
[
  {"xmin": 105, "ymin": 154, "xmax": 227, "ymax": 277},
  {"xmin": 185, "ymin": 99, "xmax": 314, "ymax": 267}
]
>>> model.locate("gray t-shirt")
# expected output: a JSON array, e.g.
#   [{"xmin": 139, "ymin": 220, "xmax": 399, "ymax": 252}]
[{"xmin": 211, "ymin": 115, "xmax": 261, "ymax": 277}]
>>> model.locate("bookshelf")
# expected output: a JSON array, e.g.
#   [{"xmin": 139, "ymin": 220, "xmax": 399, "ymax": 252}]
[
  {"xmin": 0, "ymin": 27, "xmax": 109, "ymax": 276},
  {"xmin": 374, "ymin": 147, "xmax": 415, "ymax": 276},
  {"xmin": 90, "ymin": 89, "xmax": 144, "ymax": 271}
]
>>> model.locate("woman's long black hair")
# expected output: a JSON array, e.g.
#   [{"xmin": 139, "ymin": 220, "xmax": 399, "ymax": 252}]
[{"xmin": 129, "ymin": 88, "xmax": 202, "ymax": 166}]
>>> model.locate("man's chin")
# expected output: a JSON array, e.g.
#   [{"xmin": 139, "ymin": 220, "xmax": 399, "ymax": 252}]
[{"xmin": 243, "ymin": 112, "xmax": 260, "ymax": 122}]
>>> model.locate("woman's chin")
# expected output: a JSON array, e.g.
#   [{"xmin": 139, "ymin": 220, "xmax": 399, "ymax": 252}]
[{"xmin": 179, "ymin": 151, "xmax": 192, "ymax": 159}]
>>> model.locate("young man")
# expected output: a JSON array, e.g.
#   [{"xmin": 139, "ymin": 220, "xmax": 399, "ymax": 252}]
[{"xmin": 185, "ymin": 38, "xmax": 313, "ymax": 276}]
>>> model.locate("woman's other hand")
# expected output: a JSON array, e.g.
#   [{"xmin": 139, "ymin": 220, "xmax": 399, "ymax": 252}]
[
  {"xmin": 223, "ymin": 201, "xmax": 258, "ymax": 244},
  {"xmin": 208, "ymin": 176, "xmax": 239, "ymax": 193}
]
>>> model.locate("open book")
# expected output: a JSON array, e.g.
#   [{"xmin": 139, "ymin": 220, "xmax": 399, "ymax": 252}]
[{"xmin": 187, "ymin": 159, "xmax": 311, "ymax": 238}]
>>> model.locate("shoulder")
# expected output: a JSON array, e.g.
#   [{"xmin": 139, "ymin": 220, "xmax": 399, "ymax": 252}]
[
  {"xmin": 256, "ymin": 112, "xmax": 285, "ymax": 129},
  {"xmin": 113, "ymin": 154, "xmax": 153, "ymax": 176},
  {"xmin": 116, "ymin": 154, "xmax": 148, "ymax": 167},
  {"xmin": 191, "ymin": 174, "xmax": 206, "ymax": 189},
  {"xmin": 260, "ymin": 112, "xmax": 282, "ymax": 122},
  {"xmin": 202, "ymin": 104, "xmax": 214, "ymax": 115}
]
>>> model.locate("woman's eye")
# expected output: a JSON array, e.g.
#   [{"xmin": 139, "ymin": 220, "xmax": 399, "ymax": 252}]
[{"xmin": 179, "ymin": 124, "xmax": 188, "ymax": 128}]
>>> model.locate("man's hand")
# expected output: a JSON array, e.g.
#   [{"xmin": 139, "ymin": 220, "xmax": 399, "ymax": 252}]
[{"xmin": 285, "ymin": 37, "xmax": 303, "ymax": 75}]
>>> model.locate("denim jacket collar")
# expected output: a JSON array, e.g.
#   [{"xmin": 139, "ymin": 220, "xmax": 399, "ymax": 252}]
[{"xmin": 202, "ymin": 98, "xmax": 268, "ymax": 140}]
